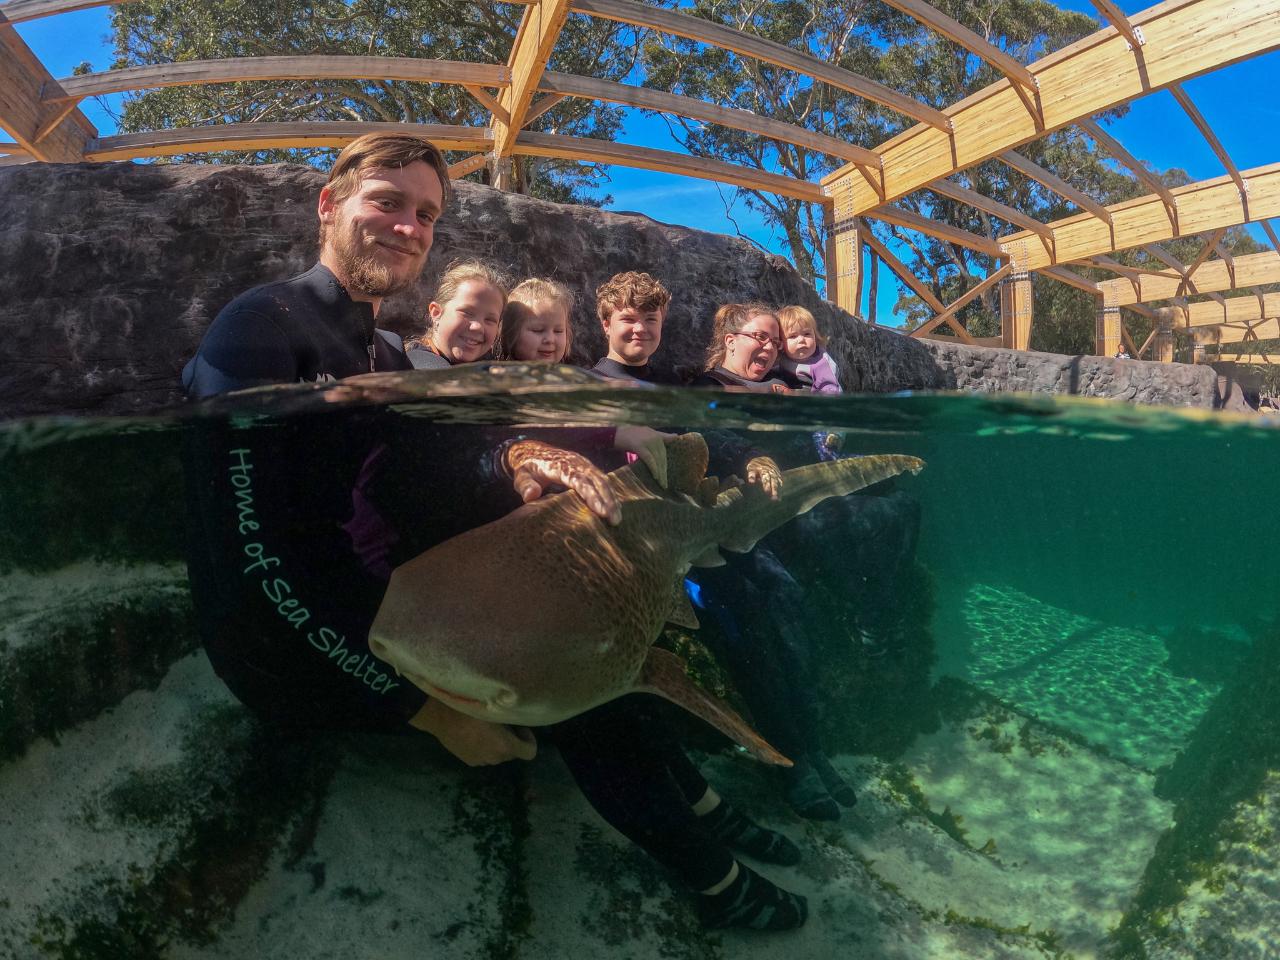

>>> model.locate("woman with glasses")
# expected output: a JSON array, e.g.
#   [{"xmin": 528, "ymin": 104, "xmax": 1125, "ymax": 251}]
[
  {"xmin": 691, "ymin": 302, "xmax": 793, "ymax": 392},
  {"xmin": 687, "ymin": 302, "xmax": 861, "ymax": 821}
]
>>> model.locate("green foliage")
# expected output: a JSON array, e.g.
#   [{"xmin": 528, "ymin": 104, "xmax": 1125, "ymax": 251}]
[{"xmin": 106, "ymin": 0, "xmax": 638, "ymax": 204}]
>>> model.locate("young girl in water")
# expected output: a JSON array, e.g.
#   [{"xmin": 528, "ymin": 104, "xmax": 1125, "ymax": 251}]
[
  {"xmin": 777, "ymin": 305, "xmax": 842, "ymax": 394},
  {"xmin": 406, "ymin": 260, "xmax": 508, "ymax": 369},
  {"xmin": 495, "ymin": 278, "xmax": 574, "ymax": 363}
]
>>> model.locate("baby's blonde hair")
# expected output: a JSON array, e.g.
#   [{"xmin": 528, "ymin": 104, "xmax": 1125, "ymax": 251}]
[
  {"xmin": 777, "ymin": 305, "xmax": 827, "ymax": 347},
  {"xmin": 496, "ymin": 278, "xmax": 576, "ymax": 361}
]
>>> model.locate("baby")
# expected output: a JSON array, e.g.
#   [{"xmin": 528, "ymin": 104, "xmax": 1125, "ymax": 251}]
[
  {"xmin": 496, "ymin": 278, "xmax": 575, "ymax": 363},
  {"xmin": 777, "ymin": 305, "xmax": 842, "ymax": 394}
]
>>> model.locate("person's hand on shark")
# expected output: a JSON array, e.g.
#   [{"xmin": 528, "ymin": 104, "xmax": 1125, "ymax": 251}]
[
  {"xmin": 745, "ymin": 456, "xmax": 783, "ymax": 500},
  {"xmin": 409, "ymin": 697, "xmax": 537, "ymax": 766},
  {"xmin": 505, "ymin": 439, "xmax": 623, "ymax": 524},
  {"xmin": 612, "ymin": 425, "xmax": 675, "ymax": 488}
]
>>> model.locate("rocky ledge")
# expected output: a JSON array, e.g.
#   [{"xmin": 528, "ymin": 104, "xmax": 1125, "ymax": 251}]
[{"xmin": 0, "ymin": 162, "xmax": 1238, "ymax": 417}]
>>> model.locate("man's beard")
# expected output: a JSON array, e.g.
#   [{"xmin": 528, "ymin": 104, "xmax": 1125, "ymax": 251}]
[{"xmin": 330, "ymin": 219, "xmax": 424, "ymax": 298}]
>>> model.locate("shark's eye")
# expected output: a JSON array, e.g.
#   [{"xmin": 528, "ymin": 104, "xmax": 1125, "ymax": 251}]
[{"xmin": 494, "ymin": 689, "xmax": 518, "ymax": 708}]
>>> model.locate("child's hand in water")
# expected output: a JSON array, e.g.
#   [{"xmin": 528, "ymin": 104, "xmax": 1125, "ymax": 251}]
[
  {"xmin": 613, "ymin": 426, "xmax": 676, "ymax": 488},
  {"xmin": 505, "ymin": 440, "xmax": 622, "ymax": 524},
  {"xmin": 745, "ymin": 456, "xmax": 783, "ymax": 499}
]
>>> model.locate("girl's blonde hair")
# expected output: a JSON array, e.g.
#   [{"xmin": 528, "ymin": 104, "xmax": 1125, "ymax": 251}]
[
  {"xmin": 704, "ymin": 301, "xmax": 779, "ymax": 371},
  {"xmin": 407, "ymin": 259, "xmax": 510, "ymax": 351},
  {"xmin": 777, "ymin": 305, "xmax": 827, "ymax": 347},
  {"xmin": 496, "ymin": 278, "xmax": 576, "ymax": 361}
]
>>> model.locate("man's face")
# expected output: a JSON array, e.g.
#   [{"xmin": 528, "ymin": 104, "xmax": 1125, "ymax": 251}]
[
  {"xmin": 602, "ymin": 305, "xmax": 664, "ymax": 365},
  {"xmin": 318, "ymin": 161, "xmax": 443, "ymax": 299}
]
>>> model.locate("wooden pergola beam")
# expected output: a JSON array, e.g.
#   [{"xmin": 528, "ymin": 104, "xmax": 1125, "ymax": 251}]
[
  {"xmin": 880, "ymin": 0, "xmax": 1037, "ymax": 92},
  {"xmin": 870, "ymin": 204, "xmax": 1005, "ymax": 256},
  {"xmin": 1159, "ymin": 290, "xmax": 1280, "ymax": 328},
  {"xmin": 511, "ymin": 130, "xmax": 826, "ymax": 202},
  {"xmin": 493, "ymin": 0, "xmax": 573, "ymax": 162},
  {"xmin": 83, "ymin": 122, "xmax": 494, "ymax": 161},
  {"xmin": 0, "ymin": 0, "xmax": 121, "ymax": 23},
  {"xmin": 0, "ymin": 21, "xmax": 91, "ymax": 161},
  {"xmin": 447, "ymin": 154, "xmax": 490, "ymax": 180},
  {"xmin": 1040, "ymin": 264, "xmax": 1100, "ymax": 294},
  {"xmin": 859, "ymin": 224, "xmax": 946, "ymax": 313},
  {"xmin": 1000, "ymin": 150, "xmax": 1112, "ymax": 224},
  {"xmin": 1078, "ymin": 118, "xmax": 1178, "ymax": 224},
  {"xmin": 1207, "ymin": 319, "xmax": 1280, "ymax": 344},
  {"xmin": 1088, "ymin": 0, "xmax": 1144, "ymax": 51},
  {"xmin": 823, "ymin": 0, "xmax": 1280, "ymax": 216},
  {"xmin": 909, "ymin": 262, "xmax": 1012, "ymax": 339},
  {"xmin": 539, "ymin": 72, "xmax": 881, "ymax": 166},
  {"xmin": 1168, "ymin": 83, "xmax": 1247, "ymax": 205},
  {"xmin": 571, "ymin": 0, "xmax": 950, "ymax": 131},
  {"xmin": 1099, "ymin": 249, "xmax": 1280, "ymax": 305},
  {"xmin": 50, "ymin": 57, "xmax": 511, "ymax": 100},
  {"xmin": 927, "ymin": 177, "xmax": 1052, "ymax": 240},
  {"xmin": 1001, "ymin": 162, "xmax": 1280, "ymax": 271}
]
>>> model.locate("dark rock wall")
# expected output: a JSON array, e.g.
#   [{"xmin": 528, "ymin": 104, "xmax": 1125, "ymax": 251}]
[{"xmin": 0, "ymin": 161, "xmax": 1229, "ymax": 417}]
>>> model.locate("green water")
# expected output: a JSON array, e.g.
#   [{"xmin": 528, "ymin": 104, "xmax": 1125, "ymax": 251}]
[{"xmin": 1, "ymin": 375, "xmax": 1276, "ymax": 959}]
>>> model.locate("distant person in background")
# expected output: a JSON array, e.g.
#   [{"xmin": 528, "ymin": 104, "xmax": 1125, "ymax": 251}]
[
  {"xmin": 405, "ymin": 260, "xmax": 508, "ymax": 369},
  {"xmin": 494, "ymin": 278, "xmax": 574, "ymax": 363},
  {"xmin": 1114, "ymin": 344, "xmax": 1132, "ymax": 360},
  {"xmin": 776, "ymin": 305, "xmax": 842, "ymax": 394}
]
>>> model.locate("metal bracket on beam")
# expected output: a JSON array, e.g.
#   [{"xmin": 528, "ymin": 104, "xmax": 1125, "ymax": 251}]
[
  {"xmin": 1123, "ymin": 25, "xmax": 1145, "ymax": 52},
  {"xmin": 828, "ymin": 216, "xmax": 860, "ymax": 239}
]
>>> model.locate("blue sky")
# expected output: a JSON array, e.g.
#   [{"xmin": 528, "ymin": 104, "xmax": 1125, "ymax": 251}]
[{"xmin": 15, "ymin": 1, "xmax": 1279, "ymax": 323}]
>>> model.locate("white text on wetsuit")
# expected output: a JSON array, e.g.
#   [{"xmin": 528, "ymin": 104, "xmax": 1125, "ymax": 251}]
[{"xmin": 228, "ymin": 446, "xmax": 400, "ymax": 696}]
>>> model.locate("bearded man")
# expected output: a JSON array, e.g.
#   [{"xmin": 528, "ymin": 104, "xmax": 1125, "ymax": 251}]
[{"xmin": 181, "ymin": 134, "xmax": 625, "ymax": 768}]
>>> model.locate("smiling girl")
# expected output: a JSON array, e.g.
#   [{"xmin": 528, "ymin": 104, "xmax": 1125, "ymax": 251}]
[
  {"xmin": 495, "ymin": 278, "xmax": 575, "ymax": 363},
  {"xmin": 406, "ymin": 260, "xmax": 508, "ymax": 369}
]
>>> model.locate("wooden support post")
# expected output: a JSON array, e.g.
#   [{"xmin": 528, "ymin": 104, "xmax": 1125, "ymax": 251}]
[
  {"xmin": 1154, "ymin": 308, "xmax": 1174, "ymax": 363},
  {"xmin": 825, "ymin": 198, "xmax": 862, "ymax": 316},
  {"xmin": 1000, "ymin": 242, "xmax": 1034, "ymax": 350},
  {"xmin": 1096, "ymin": 283, "xmax": 1120, "ymax": 356}
]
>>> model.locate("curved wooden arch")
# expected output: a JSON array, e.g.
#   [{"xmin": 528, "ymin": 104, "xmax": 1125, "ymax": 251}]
[
  {"xmin": 83, "ymin": 122, "xmax": 494, "ymax": 161},
  {"xmin": 49, "ymin": 57, "xmax": 511, "ymax": 102}
]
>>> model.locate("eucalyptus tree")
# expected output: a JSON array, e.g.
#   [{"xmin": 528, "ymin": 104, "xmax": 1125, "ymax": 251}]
[{"xmin": 107, "ymin": 0, "xmax": 643, "ymax": 203}]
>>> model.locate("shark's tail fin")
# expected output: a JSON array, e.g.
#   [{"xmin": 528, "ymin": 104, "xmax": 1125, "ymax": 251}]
[{"xmin": 714, "ymin": 454, "xmax": 925, "ymax": 554}]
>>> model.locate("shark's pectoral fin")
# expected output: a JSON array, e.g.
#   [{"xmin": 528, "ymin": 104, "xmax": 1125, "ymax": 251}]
[
  {"xmin": 690, "ymin": 545, "xmax": 726, "ymax": 568},
  {"xmin": 666, "ymin": 579, "xmax": 700, "ymax": 629},
  {"xmin": 632, "ymin": 648, "xmax": 791, "ymax": 767}
]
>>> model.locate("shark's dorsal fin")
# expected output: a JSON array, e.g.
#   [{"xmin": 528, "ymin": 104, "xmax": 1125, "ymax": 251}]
[
  {"xmin": 665, "ymin": 579, "xmax": 700, "ymax": 629},
  {"xmin": 632, "ymin": 648, "xmax": 790, "ymax": 766}
]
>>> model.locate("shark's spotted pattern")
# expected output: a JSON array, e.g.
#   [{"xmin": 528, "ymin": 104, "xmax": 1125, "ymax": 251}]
[{"xmin": 370, "ymin": 434, "xmax": 924, "ymax": 765}]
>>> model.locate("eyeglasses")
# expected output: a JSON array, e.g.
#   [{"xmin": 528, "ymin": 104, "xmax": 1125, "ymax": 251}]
[{"xmin": 732, "ymin": 330, "xmax": 782, "ymax": 351}]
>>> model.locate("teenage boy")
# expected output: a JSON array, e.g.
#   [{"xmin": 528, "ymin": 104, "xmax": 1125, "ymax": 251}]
[{"xmin": 591, "ymin": 271, "xmax": 684, "ymax": 384}]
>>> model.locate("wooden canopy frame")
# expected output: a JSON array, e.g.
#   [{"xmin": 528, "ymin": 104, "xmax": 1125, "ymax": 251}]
[{"xmin": 3, "ymin": 0, "xmax": 1279, "ymax": 359}]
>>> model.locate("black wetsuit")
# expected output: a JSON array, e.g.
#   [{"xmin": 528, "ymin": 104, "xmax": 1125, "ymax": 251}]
[
  {"xmin": 406, "ymin": 342, "xmax": 453, "ymax": 369},
  {"xmin": 590, "ymin": 356, "xmax": 684, "ymax": 385},
  {"xmin": 182, "ymin": 276, "xmax": 736, "ymax": 891}
]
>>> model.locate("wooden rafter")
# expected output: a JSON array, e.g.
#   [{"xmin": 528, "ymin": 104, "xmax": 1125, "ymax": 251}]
[
  {"xmin": 859, "ymin": 223, "xmax": 946, "ymax": 313},
  {"xmin": 880, "ymin": 0, "xmax": 1037, "ymax": 93},
  {"xmin": 1099, "ymin": 249, "xmax": 1280, "ymax": 305},
  {"xmin": 1001, "ymin": 162, "xmax": 1280, "ymax": 271},
  {"xmin": 1159, "ymin": 290, "xmax": 1280, "ymax": 328},
  {"xmin": 1040, "ymin": 265, "xmax": 1100, "ymax": 294},
  {"xmin": 909, "ymin": 263, "xmax": 1012, "ymax": 339},
  {"xmin": 1261, "ymin": 218, "xmax": 1280, "ymax": 256},
  {"xmin": 871, "ymin": 205, "xmax": 1004, "ymax": 256},
  {"xmin": 823, "ymin": 0, "xmax": 1280, "ymax": 217},
  {"xmin": 523, "ymin": 93, "xmax": 566, "ymax": 126},
  {"xmin": 0, "ymin": 20, "xmax": 91, "ymax": 161},
  {"xmin": 1078, "ymin": 118, "xmax": 1177, "ymax": 227},
  {"xmin": 447, "ymin": 154, "xmax": 489, "ymax": 180},
  {"xmin": 1000, "ymin": 150, "xmax": 1112, "ymax": 224},
  {"xmin": 494, "ymin": 0, "xmax": 573, "ymax": 162},
  {"xmin": 571, "ymin": 0, "xmax": 950, "ymax": 130},
  {"xmin": 1204, "ymin": 318, "xmax": 1280, "ymax": 344},
  {"xmin": 50, "ymin": 57, "xmax": 511, "ymax": 100},
  {"xmin": 539, "ymin": 72, "xmax": 881, "ymax": 167},
  {"xmin": 927, "ymin": 177, "xmax": 1052, "ymax": 241},
  {"xmin": 0, "ymin": 0, "xmax": 119, "ymax": 22},
  {"xmin": 1088, "ymin": 0, "xmax": 1144, "ymax": 50},
  {"xmin": 511, "ymin": 130, "xmax": 825, "ymax": 202},
  {"xmin": 1168, "ymin": 83, "xmax": 1247, "ymax": 205},
  {"xmin": 83, "ymin": 122, "xmax": 494, "ymax": 161}
]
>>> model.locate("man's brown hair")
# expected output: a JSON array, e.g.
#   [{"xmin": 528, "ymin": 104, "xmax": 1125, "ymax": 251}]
[
  {"xmin": 595, "ymin": 271, "xmax": 671, "ymax": 324},
  {"xmin": 319, "ymin": 133, "xmax": 452, "ymax": 243}
]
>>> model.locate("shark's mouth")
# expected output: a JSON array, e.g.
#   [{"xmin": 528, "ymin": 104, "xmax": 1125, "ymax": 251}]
[{"xmin": 416, "ymin": 676, "xmax": 489, "ymax": 710}]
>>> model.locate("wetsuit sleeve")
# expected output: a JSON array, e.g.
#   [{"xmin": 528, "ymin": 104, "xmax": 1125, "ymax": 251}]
[{"xmin": 182, "ymin": 306, "xmax": 296, "ymax": 399}]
